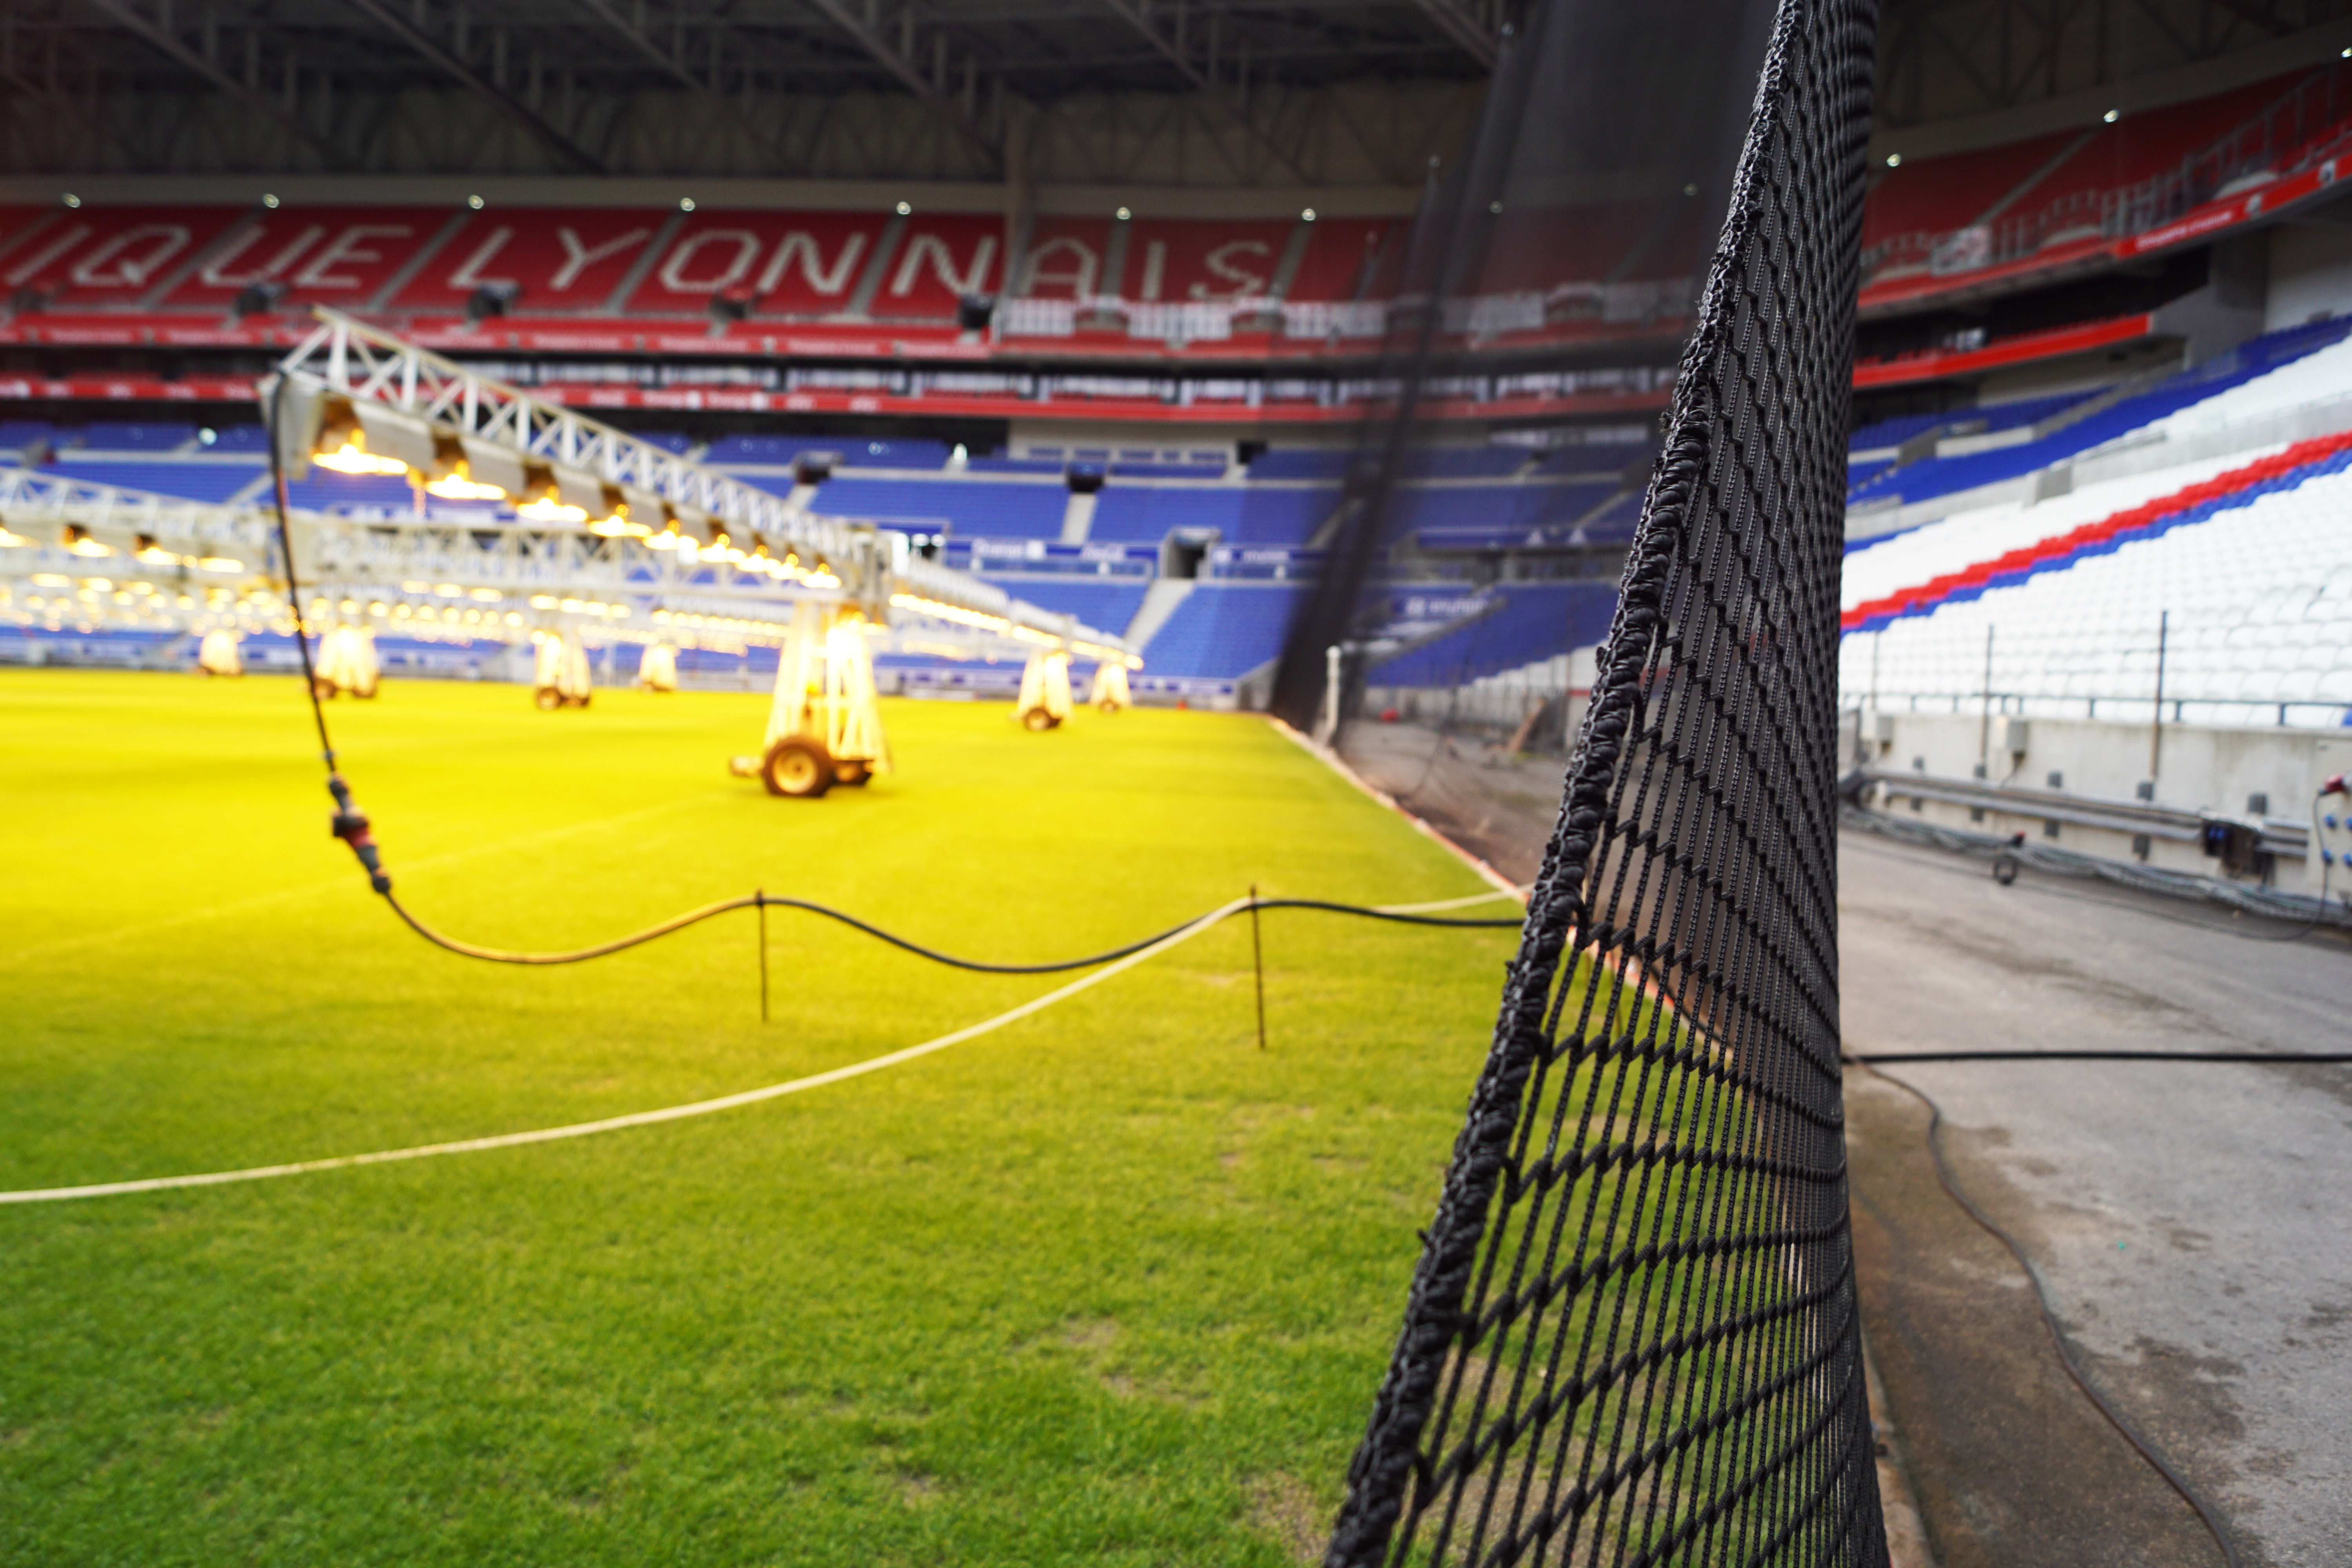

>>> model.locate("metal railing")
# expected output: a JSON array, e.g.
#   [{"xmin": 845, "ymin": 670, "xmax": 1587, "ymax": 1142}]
[
  {"xmin": 1843, "ymin": 686, "xmax": 2350, "ymax": 730},
  {"xmin": 1862, "ymin": 61, "xmax": 2352, "ymax": 285}
]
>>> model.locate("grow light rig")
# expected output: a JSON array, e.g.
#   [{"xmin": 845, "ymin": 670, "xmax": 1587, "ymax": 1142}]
[{"xmin": 233, "ymin": 308, "xmax": 1131, "ymax": 792}]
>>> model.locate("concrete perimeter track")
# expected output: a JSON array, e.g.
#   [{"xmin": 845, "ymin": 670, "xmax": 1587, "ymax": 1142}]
[{"xmin": 1343, "ymin": 720, "xmax": 2352, "ymax": 1567}]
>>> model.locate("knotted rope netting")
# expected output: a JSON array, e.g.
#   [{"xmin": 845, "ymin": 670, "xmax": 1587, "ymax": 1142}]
[{"xmin": 1325, "ymin": 0, "xmax": 1886, "ymax": 1562}]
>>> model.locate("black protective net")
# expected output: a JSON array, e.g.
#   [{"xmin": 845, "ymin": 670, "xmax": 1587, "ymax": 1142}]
[{"xmin": 1321, "ymin": 0, "xmax": 1886, "ymax": 1563}]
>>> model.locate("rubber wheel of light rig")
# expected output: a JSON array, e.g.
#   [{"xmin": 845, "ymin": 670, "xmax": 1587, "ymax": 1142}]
[
  {"xmin": 833, "ymin": 760, "xmax": 870, "ymax": 787},
  {"xmin": 1020, "ymin": 706, "xmax": 1061, "ymax": 732},
  {"xmin": 762, "ymin": 737, "xmax": 835, "ymax": 798},
  {"xmin": 534, "ymin": 686, "xmax": 562, "ymax": 710}
]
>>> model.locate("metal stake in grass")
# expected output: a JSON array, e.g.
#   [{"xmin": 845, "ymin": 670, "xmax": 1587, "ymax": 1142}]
[
  {"xmin": 1250, "ymin": 884, "xmax": 1266, "ymax": 1051},
  {"xmin": 757, "ymin": 889, "xmax": 769, "ymax": 1023}
]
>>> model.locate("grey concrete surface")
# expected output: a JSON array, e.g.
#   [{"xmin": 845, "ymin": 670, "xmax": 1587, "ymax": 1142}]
[
  {"xmin": 1336, "ymin": 717, "xmax": 2352, "ymax": 1566},
  {"xmin": 1841, "ymin": 829, "xmax": 2352, "ymax": 1568}
]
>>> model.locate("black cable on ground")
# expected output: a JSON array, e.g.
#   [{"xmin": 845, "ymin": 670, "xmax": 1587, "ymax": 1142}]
[
  {"xmin": 1841, "ymin": 800, "xmax": 2349, "ymax": 941},
  {"xmin": 1847, "ymin": 1049, "xmax": 2352, "ymax": 1064},
  {"xmin": 1855, "ymin": 1059, "xmax": 2245, "ymax": 1568}
]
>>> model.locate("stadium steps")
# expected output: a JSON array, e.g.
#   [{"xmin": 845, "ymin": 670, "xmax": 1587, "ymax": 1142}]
[
  {"xmin": 1060, "ymin": 490, "xmax": 1096, "ymax": 544},
  {"xmin": 1123, "ymin": 578, "xmax": 1194, "ymax": 649}
]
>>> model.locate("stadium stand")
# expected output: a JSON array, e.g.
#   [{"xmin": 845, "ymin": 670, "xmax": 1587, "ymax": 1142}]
[
  {"xmin": 1841, "ymin": 437, "xmax": 2352, "ymax": 727},
  {"xmin": 812, "ymin": 476, "xmax": 1067, "ymax": 537},
  {"xmin": 74, "ymin": 422, "xmax": 200, "ymax": 452},
  {"xmin": 974, "ymin": 576, "xmax": 1150, "ymax": 632},
  {"xmin": 2142, "ymin": 330, "xmax": 2352, "ymax": 440},
  {"xmin": 1245, "ymin": 448, "xmax": 1355, "ymax": 479},
  {"xmin": 1860, "ymin": 129, "xmax": 2086, "ymax": 271},
  {"xmin": 1086, "ymin": 483, "xmax": 1337, "ymax": 545},
  {"xmin": 50, "ymin": 457, "xmax": 263, "ymax": 504},
  {"xmin": 1368, "ymin": 581, "xmax": 1618, "ymax": 688},
  {"xmin": 1842, "ymin": 446, "xmax": 2279, "ymax": 589},
  {"xmin": 1389, "ymin": 480, "xmax": 1621, "ymax": 547},
  {"xmin": 1998, "ymin": 78, "xmax": 2296, "ymax": 248},
  {"xmin": 1137, "ymin": 583, "xmax": 1310, "ymax": 679},
  {"xmin": 1849, "ymin": 318, "xmax": 2352, "ymax": 506}
]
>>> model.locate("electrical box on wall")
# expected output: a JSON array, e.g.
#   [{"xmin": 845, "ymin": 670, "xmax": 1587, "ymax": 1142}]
[
  {"xmin": 2310, "ymin": 738, "xmax": 2352, "ymax": 877},
  {"xmin": 1998, "ymin": 716, "xmax": 2031, "ymax": 756}
]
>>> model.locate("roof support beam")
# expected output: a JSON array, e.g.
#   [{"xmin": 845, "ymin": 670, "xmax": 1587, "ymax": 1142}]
[
  {"xmin": 1092, "ymin": 0, "xmax": 1313, "ymax": 180},
  {"xmin": 1410, "ymin": 0, "xmax": 1499, "ymax": 69},
  {"xmin": 1097, "ymin": 0, "xmax": 1212, "ymax": 90},
  {"xmin": 791, "ymin": 0, "xmax": 1002, "ymax": 167},
  {"xmin": 563, "ymin": 0, "xmax": 801, "ymax": 171},
  {"xmin": 74, "ymin": 0, "xmax": 343, "ymax": 165},
  {"xmin": 337, "ymin": 0, "xmax": 610, "ymax": 173}
]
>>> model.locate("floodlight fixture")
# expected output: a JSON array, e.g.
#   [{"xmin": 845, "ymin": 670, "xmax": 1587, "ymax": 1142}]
[
  {"xmin": 313, "ymin": 434, "xmax": 409, "ymax": 476},
  {"xmin": 425, "ymin": 466, "xmax": 506, "ymax": 501}
]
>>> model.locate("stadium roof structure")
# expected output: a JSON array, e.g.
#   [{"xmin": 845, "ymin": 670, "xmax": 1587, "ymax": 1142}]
[
  {"xmin": 6, "ymin": 0, "xmax": 2347, "ymax": 186},
  {"xmin": 0, "ymin": 0, "xmax": 1504, "ymax": 186}
]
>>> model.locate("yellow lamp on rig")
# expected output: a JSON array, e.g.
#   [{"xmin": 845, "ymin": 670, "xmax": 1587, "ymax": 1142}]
[
  {"xmin": 531, "ymin": 628, "xmax": 594, "ymax": 710},
  {"xmin": 310, "ymin": 423, "xmax": 409, "ymax": 476},
  {"xmin": 726, "ymin": 602, "xmax": 890, "ymax": 798},
  {"xmin": 313, "ymin": 622, "xmax": 381, "ymax": 700},
  {"xmin": 196, "ymin": 628, "xmax": 245, "ymax": 677},
  {"xmin": 1090, "ymin": 657, "xmax": 1132, "ymax": 712},
  {"xmin": 61, "ymin": 524, "xmax": 114, "ymax": 559},
  {"xmin": 1014, "ymin": 648, "xmax": 1074, "ymax": 731}
]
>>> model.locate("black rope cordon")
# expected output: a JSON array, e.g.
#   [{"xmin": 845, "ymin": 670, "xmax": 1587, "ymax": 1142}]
[
  {"xmin": 383, "ymin": 890, "xmax": 1518, "ymax": 971},
  {"xmin": 259, "ymin": 380, "xmax": 1523, "ymax": 975}
]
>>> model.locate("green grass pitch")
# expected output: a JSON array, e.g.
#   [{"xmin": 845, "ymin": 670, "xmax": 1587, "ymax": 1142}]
[{"xmin": 0, "ymin": 670, "xmax": 1526, "ymax": 1567}]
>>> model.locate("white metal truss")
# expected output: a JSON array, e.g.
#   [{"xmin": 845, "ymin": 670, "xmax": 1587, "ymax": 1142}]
[
  {"xmin": 0, "ymin": 463, "xmax": 1134, "ymax": 669},
  {"xmin": 267, "ymin": 307, "xmax": 1135, "ymax": 665}
]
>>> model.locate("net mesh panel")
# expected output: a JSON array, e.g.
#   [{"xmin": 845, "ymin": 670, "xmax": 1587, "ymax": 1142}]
[{"xmin": 1324, "ymin": 0, "xmax": 1885, "ymax": 1563}]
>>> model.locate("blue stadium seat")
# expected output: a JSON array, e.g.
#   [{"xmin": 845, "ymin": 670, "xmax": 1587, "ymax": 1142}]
[
  {"xmin": 1088, "ymin": 484, "xmax": 1338, "ymax": 544},
  {"xmin": 52, "ymin": 459, "xmax": 265, "ymax": 505},
  {"xmin": 1858, "ymin": 320, "xmax": 2352, "ymax": 507},
  {"xmin": 77, "ymin": 422, "xmax": 199, "ymax": 453},
  {"xmin": 1247, "ymin": 448, "xmax": 1355, "ymax": 479},
  {"xmin": 815, "ymin": 477, "xmax": 1068, "ymax": 538},
  {"xmin": 1395, "ymin": 447, "xmax": 1533, "ymax": 479},
  {"xmin": 284, "ymin": 469, "xmax": 422, "ymax": 512},
  {"xmin": 985, "ymin": 577, "xmax": 1151, "ymax": 633},
  {"xmin": 1140, "ymin": 584, "xmax": 1312, "ymax": 677},
  {"xmin": 1369, "ymin": 582, "xmax": 1619, "ymax": 687}
]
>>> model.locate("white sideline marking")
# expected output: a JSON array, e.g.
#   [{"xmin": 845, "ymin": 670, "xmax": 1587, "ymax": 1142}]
[
  {"xmin": 1265, "ymin": 716, "xmax": 1527, "ymax": 902},
  {"xmin": 0, "ymin": 897, "xmax": 1254, "ymax": 1207},
  {"xmin": 1372, "ymin": 889, "xmax": 1524, "ymax": 914}
]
